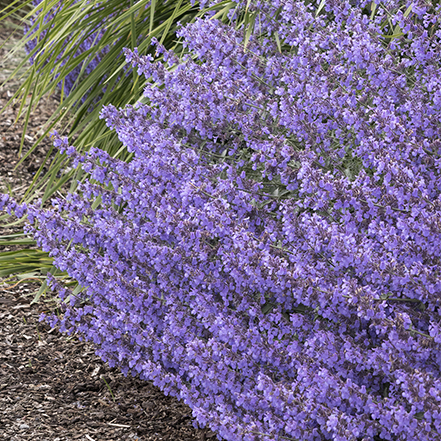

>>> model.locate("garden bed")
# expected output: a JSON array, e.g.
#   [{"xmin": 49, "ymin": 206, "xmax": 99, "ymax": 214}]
[{"xmin": 0, "ymin": 18, "xmax": 212, "ymax": 441}]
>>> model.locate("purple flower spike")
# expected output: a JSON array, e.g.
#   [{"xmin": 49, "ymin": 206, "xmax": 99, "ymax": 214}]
[{"xmin": 3, "ymin": 2, "xmax": 441, "ymax": 440}]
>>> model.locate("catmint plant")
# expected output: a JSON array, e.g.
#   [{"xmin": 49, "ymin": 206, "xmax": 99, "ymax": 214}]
[{"xmin": 3, "ymin": 0, "xmax": 441, "ymax": 440}]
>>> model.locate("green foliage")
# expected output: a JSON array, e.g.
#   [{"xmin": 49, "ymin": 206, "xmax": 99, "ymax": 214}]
[
  {"xmin": 1, "ymin": 0, "xmax": 200, "ymax": 205},
  {"xmin": 0, "ymin": 0, "xmax": 33, "ymax": 20}
]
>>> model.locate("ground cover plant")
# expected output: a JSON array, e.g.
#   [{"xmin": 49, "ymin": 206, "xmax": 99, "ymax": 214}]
[{"xmin": 2, "ymin": 0, "xmax": 441, "ymax": 440}]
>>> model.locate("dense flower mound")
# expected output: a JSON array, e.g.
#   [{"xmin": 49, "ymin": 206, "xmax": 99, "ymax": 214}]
[{"xmin": 4, "ymin": 0, "xmax": 441, "ymax": 439}]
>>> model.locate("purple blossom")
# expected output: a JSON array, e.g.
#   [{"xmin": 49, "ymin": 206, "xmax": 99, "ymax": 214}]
[{"xmin": 4, "ymin": 1, "xmax": 441, "ymax": 440}]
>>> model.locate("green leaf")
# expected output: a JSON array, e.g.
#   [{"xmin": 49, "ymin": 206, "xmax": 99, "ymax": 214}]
[
  {"xmin": 0, "ymin": 239, "xmax": 37, "ymax": 246},
  {"xmin": 31, "ymin": 265, "xmax": 61, "ymax": 304},
  {"xmin": 261, "ymin": 302, "xmax": 275, "ymax": 315},
  {"xmin": 414, "ymin": 412, "xmax": 424, "ymax": 421},
  {"xmin": 209, "ymin": 1, "xmax": 236, "ymax": 22},
  {"xmin": 315, "ymin": 0, "xmax": 326, "ymax": 17},
  {"xmin": 274, "ymin": 31, "xmax": 282, "ymax": 53},
  {"xmin": 63, "ymin": 283, "xmax": 84, "ymax": 305},
  {"xmin": 158, "ymin": 0, "xmax": 183, "ymax": 48},
  {"xmin": 370, "ymin": 2, "xmax": 377, "ymax": 21},
  {"xmin": 0, "ymin": 0, "xmax": 33, "ymax": 21},
  {"xmin": 0, "ymin": 249, "xmax": 54, "ymax": 277},
  {"xmin": 149, "ymin": 0, "xmax": 157, "ymax": 34},
  {"xmin": 403, "ymin": 4, "xmax": 413, "ymax": 19},
  {"xmin": 243, "ymin": 10, "xmax": 256, "ymax": 51}
]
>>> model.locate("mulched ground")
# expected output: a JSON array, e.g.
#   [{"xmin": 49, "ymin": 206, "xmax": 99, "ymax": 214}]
[
  {"xmin": 0, "ymin": 281, "xmax": 214, "ymax": 441},
  {"xmin": 0, "ymin": 18, "xmax": 215, "ymax": 441}
]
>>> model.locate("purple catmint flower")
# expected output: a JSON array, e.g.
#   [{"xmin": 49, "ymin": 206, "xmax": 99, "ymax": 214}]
[{"xmin": 3, "ymin": 1, "xmax": 441, "ymax": 440}]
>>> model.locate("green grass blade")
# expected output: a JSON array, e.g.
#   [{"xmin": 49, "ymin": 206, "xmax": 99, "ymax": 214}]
[
  {"xmin": 243, "ymin": 10, "xmax": 256, "ymax": 50},
  {"xmin": 159, "ymin": 0, "xmax": 183, "ymax": 47},
  {"xmin": 149, "ymin": 0, "xmax": 157, "ymax": 34},
  {"xmin": 31, "ymin": 265, "xmax": 60, "ymax": 304},
  {"xmin": 315, "ymin": 0, "xmax": 326, "ymax": 17}
]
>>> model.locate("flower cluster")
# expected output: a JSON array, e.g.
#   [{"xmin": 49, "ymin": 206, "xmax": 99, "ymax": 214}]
[{"xmin": 4, "ymin": 0, "xmax": 441, "ymax": 440}]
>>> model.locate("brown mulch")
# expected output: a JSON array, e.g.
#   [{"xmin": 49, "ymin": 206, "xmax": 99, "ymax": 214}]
[
  {"xmin": 0, "ymin": 281, "xmax": 214, "ymax": 441},
  {"xmin": 0, "ymin": 18, "xmax": 215, "ymax": 441}
]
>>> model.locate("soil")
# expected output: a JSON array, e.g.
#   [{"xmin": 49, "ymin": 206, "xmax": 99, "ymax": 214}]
[{"xmin": 0, "ymin": 18, "xmax": 215, "ymax": 441}]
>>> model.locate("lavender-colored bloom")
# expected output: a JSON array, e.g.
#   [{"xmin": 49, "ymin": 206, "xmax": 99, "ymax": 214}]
[{"xmin": 3, "ymin": 1, "xmax": 441, "ymax": 440}]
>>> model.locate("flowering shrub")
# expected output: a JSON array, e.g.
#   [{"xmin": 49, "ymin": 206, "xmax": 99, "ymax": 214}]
[{"xmin": 3, "ymin": 0, "xmax": 441, "ymax": 439}]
